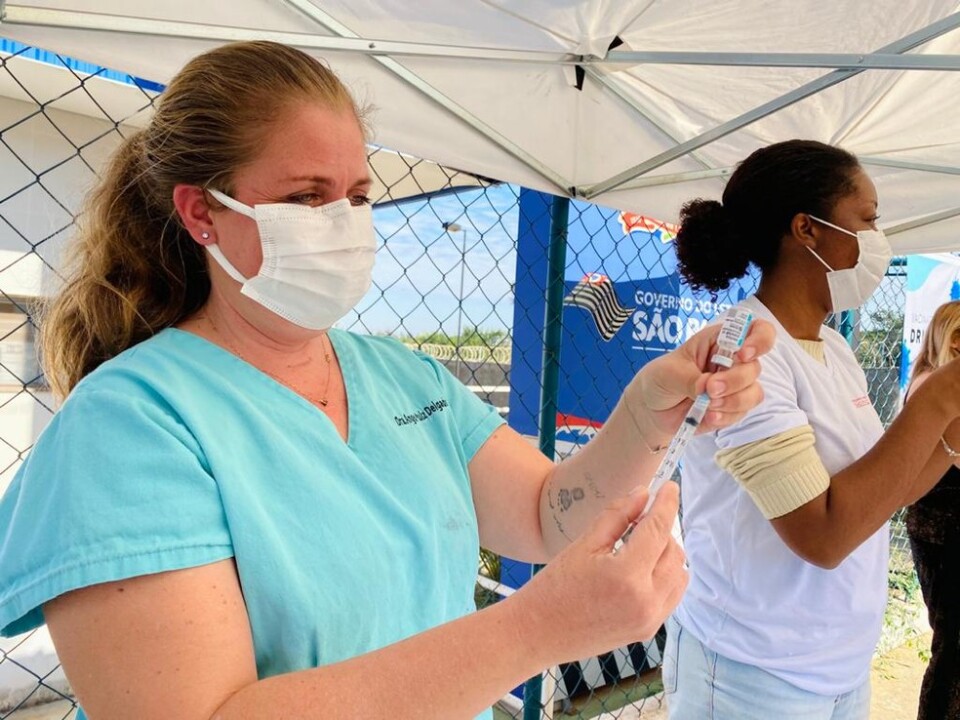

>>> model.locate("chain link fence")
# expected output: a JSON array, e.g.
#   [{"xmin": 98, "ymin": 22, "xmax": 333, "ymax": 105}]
[
  {"xmin": 0, "ymin": 40, "xmax": 921, "ymax": 720},
  {"xmin": 853, "ymin": 262, "xmax": 926, "ymax": 655}
]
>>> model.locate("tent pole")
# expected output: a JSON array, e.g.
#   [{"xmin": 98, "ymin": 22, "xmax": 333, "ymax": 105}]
[
  {"xmin": 860, "ymin": 157, "xmax": 960, "ymax": 176},
  {"xmin": 840, "ymin": 310, "xmax": 855, "ymax": 346},
  {"xmin": 537, "ymin": 195, "xmax": 570, "ymax": 460},
  {"xmin": 522, "ymin": 194, "xmax": 570, "ymax": 720},
  {"xmin": 885, "ymin": 205, "xmax": 960, "ymax": 236}
]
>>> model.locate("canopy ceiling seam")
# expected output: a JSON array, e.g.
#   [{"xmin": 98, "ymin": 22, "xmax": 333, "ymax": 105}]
[
  {"xmin": 886, "ymin": 205, "xmax": 960, "ymax": 236},
  {"xmin": 860, "ymin": 156, "xmax": 960, "ymax": 175}
]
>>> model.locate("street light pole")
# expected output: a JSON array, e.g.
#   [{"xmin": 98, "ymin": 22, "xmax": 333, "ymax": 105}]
[{"xmin": 442, "ymin": 221, "xmax": 468, "ymax": 382}]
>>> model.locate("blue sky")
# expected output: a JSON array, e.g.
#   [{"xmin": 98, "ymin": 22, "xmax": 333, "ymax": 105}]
[{"xmin": 344, "ymin": 184, "xmax": 521, "ymax": 337}]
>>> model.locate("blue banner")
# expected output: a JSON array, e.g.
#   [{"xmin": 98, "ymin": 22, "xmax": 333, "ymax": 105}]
[{"xmin": 508, "ymin": 189, "xmax": 754, "ymax": 460}]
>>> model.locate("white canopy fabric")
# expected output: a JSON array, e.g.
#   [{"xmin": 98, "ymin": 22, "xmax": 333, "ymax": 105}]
[{"xmin": 1, "ymin": 0, "xmax": 959, "ymax": 254}]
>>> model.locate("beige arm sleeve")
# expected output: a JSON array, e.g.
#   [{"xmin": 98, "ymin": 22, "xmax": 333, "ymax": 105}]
[{"xmin": 715, "ymin": 425, "xmax": 830, "ymax": 519}]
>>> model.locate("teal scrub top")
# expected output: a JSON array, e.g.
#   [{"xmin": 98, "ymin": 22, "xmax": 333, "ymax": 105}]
[{"xmin": 0, "ymin": 328, "xmax": 504, "ymax": 718}]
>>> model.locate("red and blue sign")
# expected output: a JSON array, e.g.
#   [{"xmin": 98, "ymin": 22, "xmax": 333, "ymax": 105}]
[{"xmin": 507, "ymin": 189, "xmax": 755, "ymax": 453}]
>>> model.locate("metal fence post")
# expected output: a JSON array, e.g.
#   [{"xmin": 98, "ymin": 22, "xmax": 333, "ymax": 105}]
[
  {"xmin": 840, "ymin": 309, "xmax": 855, "ymax": 345},
  {"xmin": 522, "ymin": 195, "xmax": 570, "ymax": 720}
]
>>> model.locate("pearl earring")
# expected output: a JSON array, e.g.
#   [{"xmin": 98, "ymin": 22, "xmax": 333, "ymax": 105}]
[{"xmin": 201, "ymin": 232, "xmax": 210, "ymax": 240}]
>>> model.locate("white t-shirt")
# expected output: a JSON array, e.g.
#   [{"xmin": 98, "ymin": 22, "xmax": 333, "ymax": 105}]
[{"xmin": 674, "ymin": 296, "xmax": 889, "ymax": 695}]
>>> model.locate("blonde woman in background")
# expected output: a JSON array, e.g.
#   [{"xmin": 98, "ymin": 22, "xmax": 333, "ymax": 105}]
[{"xmin": 905, "ymin": 300, "xmax": 960, "ymax": 720}]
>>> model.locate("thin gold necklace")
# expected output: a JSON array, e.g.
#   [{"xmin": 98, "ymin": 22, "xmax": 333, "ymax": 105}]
[{"xmin": 203, "ymin": 313, "xmax": 333, "ymax": 407}]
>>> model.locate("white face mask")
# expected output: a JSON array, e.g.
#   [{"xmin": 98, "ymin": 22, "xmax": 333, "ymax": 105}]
[
  {"xmin": 205, "ymin": 189, "xmax": 376, "ymax": 330},
  {"xmin": 806, "ymin": 215, "xmax": 892, "ymax": 312}
]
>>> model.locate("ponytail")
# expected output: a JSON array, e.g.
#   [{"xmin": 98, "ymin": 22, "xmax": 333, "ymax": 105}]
[
  {"xmin": 674, "ymin": 199, "xmax": 749, "ymax": 293},
  {"xmin": 39, "ymin": 131, "xmax": 209, "ymax": 399}
]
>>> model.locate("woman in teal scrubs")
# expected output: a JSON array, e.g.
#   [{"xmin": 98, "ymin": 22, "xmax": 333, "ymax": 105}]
[{"xmin": 0, "ymin": 41, "xmax": 772, "ymax": 720}]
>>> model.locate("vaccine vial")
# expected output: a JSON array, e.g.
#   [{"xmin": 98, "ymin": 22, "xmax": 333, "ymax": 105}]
[{"xmin": 711, "ymin": 307, "xmax": 754, "ymax": 369}]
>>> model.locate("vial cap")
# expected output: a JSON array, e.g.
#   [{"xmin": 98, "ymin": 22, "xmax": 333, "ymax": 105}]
[{"xmin": 711, "ymin": 353, "xmax": 734, "ymax": 369}]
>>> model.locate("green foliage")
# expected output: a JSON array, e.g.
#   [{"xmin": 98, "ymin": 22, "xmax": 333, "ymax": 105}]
[
  {"xmin": 856, "ymin": 308, "xmax": 904, "ymax": 368},
  {"xmin": 404, "ymin": 326, "xmax": 508, "ymax": 348},
  {"xmin": 888, "ymin": 566, "xmax": 920, "ymax": 602},
  {"xmin": 879, "ymin": 567, "xmax": 925, "ymax": 656}
]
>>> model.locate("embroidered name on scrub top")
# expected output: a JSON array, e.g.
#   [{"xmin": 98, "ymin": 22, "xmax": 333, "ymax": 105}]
[{"xmin": 394, "ymin": 398, "xmax": 450, "ymax": 426}]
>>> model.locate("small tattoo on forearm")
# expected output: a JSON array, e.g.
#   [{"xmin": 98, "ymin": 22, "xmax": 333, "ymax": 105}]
[
  {"xmin": 552, "ymin": 512, "xmax": 573, "ymax": 541},
  {"xmin": 584, "ymin": 472, "xmax": 604, "ymax": 500},
  {"xmin": 558, "ymin": 487, "xmax": 585, "ymax": 512}
]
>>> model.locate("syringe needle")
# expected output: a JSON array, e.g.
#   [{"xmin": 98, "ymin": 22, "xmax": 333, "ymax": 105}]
[
  {"xmin": 613, "ymin": 393, "xmax": 707, "ymax": 552},
  {"xmin": 613, "ymin": 308, "xmax": 753, "ymax": 553}
]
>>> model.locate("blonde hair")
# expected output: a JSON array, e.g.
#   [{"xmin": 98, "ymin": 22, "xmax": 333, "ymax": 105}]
[
  {"xmin": 911, "ymin": 300, "xmax": 960, "ymax": 384},
  {"xmin": 39, "ymin": 41, "xmax": 362, "ymax": 400}
]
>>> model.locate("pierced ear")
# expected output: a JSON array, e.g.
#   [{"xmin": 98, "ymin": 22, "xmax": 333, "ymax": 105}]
[
  {"xmin": 790, "ymin": 212, "xmax": 818, "ymax": 249},
  {"xmin": 172, "ymin": 184, "xmax": 216, "ymax": 245}
]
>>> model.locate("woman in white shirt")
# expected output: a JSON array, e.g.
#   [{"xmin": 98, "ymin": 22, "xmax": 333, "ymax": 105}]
[{"xmin": 662, "ymin": 139, "xmax": 960, "ymax": 720}]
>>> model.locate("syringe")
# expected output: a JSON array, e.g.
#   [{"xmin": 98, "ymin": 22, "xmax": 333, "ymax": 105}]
[{"xmin": 614, "ymin": 307, "xmax": 754, "ymax": 552}]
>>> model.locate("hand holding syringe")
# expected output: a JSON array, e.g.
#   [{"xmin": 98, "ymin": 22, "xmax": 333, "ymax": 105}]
[{"xmin": 614, "ymin": 308, "xmax": 754, "ymax": 552}]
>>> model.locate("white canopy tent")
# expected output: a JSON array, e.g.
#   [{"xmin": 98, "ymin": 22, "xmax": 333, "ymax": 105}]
[
  {"xmin": 0, "ymin": 0, "xmax": 959, "ymax": 255},
  {"xmin": 0, "ymin": 5, "xmax": 953, "ymax": 713}
]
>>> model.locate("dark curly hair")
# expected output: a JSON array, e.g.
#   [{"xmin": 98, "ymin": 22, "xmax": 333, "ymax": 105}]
[{"xmin": 675, "ymin": 140, "xmax": 861, "ymax": 293}]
